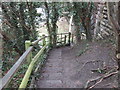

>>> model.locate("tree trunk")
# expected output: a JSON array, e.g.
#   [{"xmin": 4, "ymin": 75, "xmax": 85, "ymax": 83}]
[
  {"xmin": 117, "ymin": 30, "xmax": 120, "ymax": 89},
  {"xmin": 27, "ymin": 2, "xmax": 37, "ymax": 40},
  {"xmin": 87, "ymin": 28, "xmax": 92, "ymax": 42},
  {"xmin": 117, "ymin": 1, "xmax": 120, "ymax": 69},
  {"xmin": 19, "ymin": 3, "xmax": 29, "ymax": 41},
  {"xmin": 85, "ymin": 19, "xmax": 92, "ymax": 41},
  {"xmin": 107, "ymin": 2, "xmax": 120, "ymax": 88},
  {"xmin": 51, "ymin": 3, "xmax": 59, "ymax": 47},
  {"xmin": 0, "ymin": 33, "xmax": 3, "ymax": 77},
  {"xmin": 85, "ymin": 29, "xmax": 92, "ymax": 41},
  {"xmin": 73, "ymin": 3, "xmax": 81, "ymax": 43},
  {"xmin": 74, "ymin": 24, "xmax": 81, "ymax": 43},
  {"xmin": 44, "ymin": 2, "xmax": 53, "ymax": 47},
  {"xmin": 117, "ymin": 30, "xmax": 120, "ymax": 65},
  {"xmin": 0, "ymin": 33, "xmax": 3, "ymax": 60}
]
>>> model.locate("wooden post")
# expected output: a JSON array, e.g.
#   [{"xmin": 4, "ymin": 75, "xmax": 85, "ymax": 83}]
[
  {"xmin": 25, "ymin": 40, "xmax": 32, "ymax": 63},
  {"xmin": 47, "ymin": 36, "xmax": 51, "ymax": 49},
  {"xmin": 68, "ymin": 32, "xmax": 71, "ymax": 45},
  {"xmin": 72, "ymin": 34, "xmax": 74, "ymax": 43},
  {"xmin": 42, "ymin": 34, "xmax": 46, "ymax": 53},
  {"xmin": 37, "ymin": 35, "xmax": 41, "ymax": 46},
  {"xmin": 19, "ymin": 44, "xmax": 48, "ymax": 89},
  {"xmin": 61, "ymin": 33, "xmax": 62, "ymax": 45},
  {"xmin": 42, "ymin": 34, "xmax": 46, "ymax": 46},
  {"xmin": 64, "ymin": 35, "xmax": 67, "ymax": 45}
]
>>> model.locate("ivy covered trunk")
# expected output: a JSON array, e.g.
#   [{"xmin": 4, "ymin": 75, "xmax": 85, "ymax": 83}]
[
  {"xmin": 44, "ymin": 2, "xmax": 59, "ymax": 47},
  {"xmin": 73, "ymin": 3, "xmax": 81, "ymax": 43},
  {"xmin": 51, "ymin": 3, "xmax": 59, "ymax": 47},
  {"xmin": 19, "ymin": 3, "xmax": 29, "ymax": 51},
  {"xmin": 0, "ymin": 33, "xmax": 3, "ymax": 59},
  {"xmin": 44, "ymin": 2, "xmax": 51, "ymax": 47},
  {"xmin": 74, "ymin": 23, "xmax": 81, "ymax": 43},
  {"xmin": 0, "ymin": 33, "xmax": 3, "ymax": 77},
  {"xmin": 52, "ymin": 25, "xmax": 57, "ymax": 47}
]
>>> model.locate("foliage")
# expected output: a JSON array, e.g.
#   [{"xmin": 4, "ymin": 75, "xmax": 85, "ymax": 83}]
[
  {"xmin": 44, "ymin": 2, "xmax": 60, "ymax": 46},
  {"xmin": 73, "ymin": 2, "xmax": 95, "ymax": 41},
  {"xmin": 2, "ymin": 2, "xmax": 41, "ymax": 74},
  {"xmin": 1, "ymin": 2, "xmax": 96, "ymax": 75},
  {"xmin": 1, "ymin": 1, "xmax": 120, "ymax": 88}
]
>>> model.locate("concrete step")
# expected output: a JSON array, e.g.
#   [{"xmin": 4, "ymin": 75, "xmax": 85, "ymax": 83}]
[
  {"xmin": 40, "ymin": 73, "xmax": 62, "ymax": 80},
  {"xmin": 38, "ymin": 80, "xmax": 62, "ymax": 88}
]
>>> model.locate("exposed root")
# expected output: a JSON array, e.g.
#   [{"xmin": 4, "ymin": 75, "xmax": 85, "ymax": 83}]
[
  {"xmin": 88, "ymin": 71, "xmax": 118, "ymax": 89},
  {"xmin": 85, "ymin": 67, "xmax": 118, "ymax": 89},
  {"xmin": 78, "ymin": 60, "xmax": 102, "ymax": 72}
]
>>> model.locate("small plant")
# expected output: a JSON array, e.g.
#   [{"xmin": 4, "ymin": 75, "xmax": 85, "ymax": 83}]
[
  {"xmin": 8, "ymin": 63, "xmax": 29, "ymax": 88},
  {"xmin": 91, "ymin": 68, "xmax": 106, "ymax": 74}
]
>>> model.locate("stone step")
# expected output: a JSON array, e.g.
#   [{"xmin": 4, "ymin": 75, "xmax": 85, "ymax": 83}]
[
  {"xmin": 42, "ymin": 66, "xmax": 62, "ymax": 73},
  {"xmin": 45, "ymin": 62, "xmax": 62, "ymax": 67},
  {"xmin": 47, "ymin": 58, "xmax": 62, "ymax": 62},
  {"xmin": 38, "ymin": 80, "xmax": 62, "ymax": 88},
  {"xmin": 37, "ymin": 48, "xmax": 63, "ymax": 88},
  {"xmin": 40, "ymin": 73, "xmax": 62, "ymax": 80}
]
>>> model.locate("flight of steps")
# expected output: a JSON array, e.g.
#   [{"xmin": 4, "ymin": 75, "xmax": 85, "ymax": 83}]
[
  {"xmin": 94, "ymin": 2, "xmax": 113, "ymax": 40},
  {"xmin": 36, "ymin": 48, "xmax": 63, "ymax": 88}
]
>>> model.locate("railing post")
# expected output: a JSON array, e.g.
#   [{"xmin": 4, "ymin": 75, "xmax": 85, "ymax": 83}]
[
  {"xmin": 42, "ymin": 34, "xmax": 46, "ymax": 53},
  {"xmin": 42, "ymin": 34, "xmax": 46, "ymax": 46},
  {"xmin": 61, "ymin": 33, "xmax": 62, "ymax": 45},
  {"xmin": 72, "ymin": 34, "xmax": 74, "ymax": 43},
  {"xmin": 68, "ymin": 32, "xmax": 71, "ymax": 45},
  {"xmin": 38, "ymin": 35, "xmax": 41, "ymax": 45},
  {"xmin": 25, "ymin": 40, "xmax": 32, "ymax": 63},
  {"xmin": 64, "ymin": 35, "xmax": 67, "ymax": 45}
]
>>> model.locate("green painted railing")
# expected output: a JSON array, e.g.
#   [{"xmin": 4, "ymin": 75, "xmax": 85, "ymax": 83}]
[
  {"xmin": 19, "ymin": 44, "xmax": 48, "ymax": 89},
  {"xmin": 1, "ymin": 32, "xmax": 73, "ymax": 89}
]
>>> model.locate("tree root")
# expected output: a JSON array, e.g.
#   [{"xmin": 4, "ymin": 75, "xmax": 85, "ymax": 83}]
[
  {"xmin": 78, "ymin": 60, "xmax": 102, "ymax": 72},
  {"xmin": 85, "ymin": 67, "xmax": 118, "ymax": 89}
]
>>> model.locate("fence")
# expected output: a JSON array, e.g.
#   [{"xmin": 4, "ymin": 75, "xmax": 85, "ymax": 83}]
[{"xmin": 1, "ymin": 32, "xmax": 73, "ymax": 89}]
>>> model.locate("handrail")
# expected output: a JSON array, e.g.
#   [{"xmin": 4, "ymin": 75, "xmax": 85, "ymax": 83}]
[
  {"xmin": 32, "ymin": 33, "xmax": 70, "ymax": 45},
  {"xmin": 1, "ymin": 32, "xmax": 72, "ymax": 89},
  {"xmin": 32, "ymin": 36, "xmax": 48, "ymax": 46},
  {"xmin": 19, "ymin": 44, "xmax": 48, "ymax": 89},
  {"xmin": 1, "ymin": 46, "xmax": 33, "ymax": 89}
]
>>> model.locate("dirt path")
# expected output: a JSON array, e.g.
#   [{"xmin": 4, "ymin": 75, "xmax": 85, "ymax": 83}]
[{"xmin": 36, "ymin": 41, "xmax": 118, "ymax": 88}]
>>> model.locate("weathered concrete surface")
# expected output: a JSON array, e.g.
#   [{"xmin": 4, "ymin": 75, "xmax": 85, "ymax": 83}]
[{"xmin": 36, "ymin": 41, "xmax": 118, "ymax": 88}]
